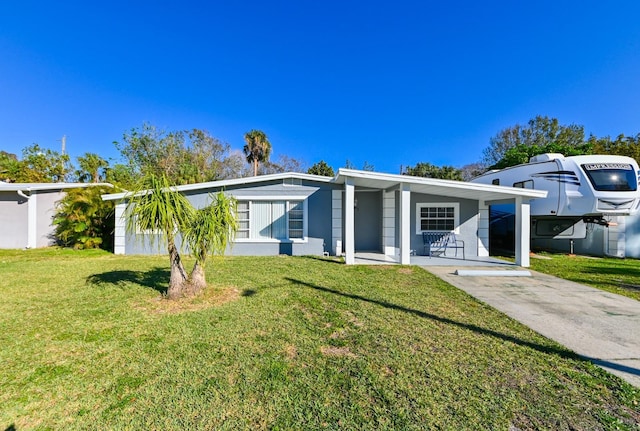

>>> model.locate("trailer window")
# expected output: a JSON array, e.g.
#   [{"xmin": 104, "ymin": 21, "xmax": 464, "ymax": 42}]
[
  {"xmin": 581, "ymin": 163, "xmax": 637, "ymax": 191},
  {"xmin": 513, "ymin": 180, "xmax": 533, "ymax": 189}
]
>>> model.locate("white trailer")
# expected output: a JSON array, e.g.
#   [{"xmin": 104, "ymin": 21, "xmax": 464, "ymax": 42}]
[{"xmin": 471, "ymin": 153, "xmax": 640, "ymax": 239}]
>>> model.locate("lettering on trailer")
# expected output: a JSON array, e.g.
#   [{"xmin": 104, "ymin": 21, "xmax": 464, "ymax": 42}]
[{"xmin": 583, "ymin": 163, "xmax": 632, "ymax": 170}]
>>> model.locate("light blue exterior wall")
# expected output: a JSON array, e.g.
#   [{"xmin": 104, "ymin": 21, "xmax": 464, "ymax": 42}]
[
  {"xmin": 0, "ymin": 191, "xmax": 28, "ymax": 249},
  {"xmin": 410, "ymin": 193, "xmax": 478, "ymax": 257},
  {"xmin": 124, "ymin": 178, "xmax": 338, "ymax": 256},
  {"xmin": 354, "ymin": 191, "xmax": 382, "ymax": 251}
]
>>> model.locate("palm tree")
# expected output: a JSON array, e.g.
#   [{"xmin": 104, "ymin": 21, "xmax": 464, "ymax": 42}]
[
  {"xmin": 183, "ymin": 192, "xmax": 238, "ymax": 294},
  {"xmin": 126, "ymin": 173, "xmax": 194, "ymax": 298},
  {"xmin": 243, "ymin": 129, "xmax": 271, "ymax": 176},
  {"xmin": 77, "ymin": 153, "xmax": 108, "ymax": 183}
]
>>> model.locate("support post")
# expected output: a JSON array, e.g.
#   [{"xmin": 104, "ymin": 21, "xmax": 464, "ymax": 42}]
[
  {"xmin": 514, "ymin": 197, "xmax": 531, "ymax": 267},
  {"xmin": 344, "ymin": 178, "xmax": 355, "ymax": 265},
  {"xmin": 399, "ymin": 183, "xmax": 411, "ymax": 265}
]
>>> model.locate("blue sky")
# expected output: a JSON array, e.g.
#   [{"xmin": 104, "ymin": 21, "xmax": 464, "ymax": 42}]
[{"xmin": 1, "ymin": 1, "xmax": 639, "ymax": 174}]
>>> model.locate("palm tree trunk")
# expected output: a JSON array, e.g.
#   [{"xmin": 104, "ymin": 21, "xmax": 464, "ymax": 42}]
[
  {"xmin": 166, "ymin": 239, "xmax": 188, "ymax": 299},
  {"xmin": 188, "ymin": 261, "xmax": 207, "ymax": 296}
]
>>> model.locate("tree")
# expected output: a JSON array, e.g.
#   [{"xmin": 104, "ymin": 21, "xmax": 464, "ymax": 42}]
[
  {"xmin": 18, "ymin": 144, "xmax": 71, "ymax": 182},
  {"xmin": 183, "ymin": 192, "xmax": 238, "ymax": 294},
  {"xmin": 459, "ymin": 162, "xmax": 486, "ymax": 181},
  {"xmin": 115, "ymin": 124, "xmax": 231, "ymax": 185},
  {"xmin": 403, "ymin": 162, "xmax": 463, "ymax": 180},
  {"xmin": 76, "ymin": 153, "xmax": 108, "ymax": 183},
  {"xmin": 590, "ymin": 133, "xmax": 640, "ymax": 162},
  {"xmin": 261, "ymin": 154, "xmax": 305, "ymax": 175},
  {"xmin": 126, "ymin": 173, "xmax": 238, "ymax": 299},
  {"xmin": 53, "ymin": 186, "xmax": 115, "ymax": 250},
  {"xmin": 483, "ymin": 116, "xmax": 585, "ymax": 168},
  {"xmin": 105, "ymin": 163, "xmax": 138, "ymax": 189},
  {"xmin": 243, "ymin": 129, "xmax": 272, "ymax": 176},
  {"xmin": 308, "ymin": 160, "xmax": 335, "ymax": 176},
  {"xmin": 491, "ymin": 141, "xmax": 593, "ymax": 169},
  {"xmin": 126, "ymin": 173, "xmax": 194, "ymax": 299},
  {"xmin": 0, "ymin": 151, "xmax": 20, "ymax": 182}
]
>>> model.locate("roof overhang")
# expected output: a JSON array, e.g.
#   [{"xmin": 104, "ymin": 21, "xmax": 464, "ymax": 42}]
[
  {"xmin": 102, "ymin": 172, "xmax": 332, "ymax": 201},
  {"xmin": 334, "ymin": 169, "xmax": 547, "ymax": 202},
  {"xmin": 0, "ymin": 182, "xmax": 114, "ymax": 192}
]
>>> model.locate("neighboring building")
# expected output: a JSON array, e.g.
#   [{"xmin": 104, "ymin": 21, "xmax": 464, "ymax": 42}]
[
  {"xmin": 0, "ymin": 182, "xmax": 113, "ymax": 249},
  {"xmin": 103, "ymin": 169, "xmax": 545, "ymax": 267}
]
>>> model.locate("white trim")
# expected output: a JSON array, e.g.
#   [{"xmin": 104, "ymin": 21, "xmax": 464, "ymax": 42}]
[
  {"xmin": 399, "ymin": 183, "xmax": 411, "ymax": 264},
  {"xmin": 27, "ymin": 191, "xmax": 37, "ymax": 248},
  {"xmin": 383, "ymin": 189, "xmax": 395, "ymax": 256},
  {"xmin": 514, "ymin": 197, "xmax": 531, "ymax": 267},
  {"xmin": 415, "ymin": 202, "xmax": 460, "ymax": 234},
  {"xmin": 1, "ymin": 182, "xmax": 113, "ymax": 192},
  {"xmin": 477, "ymin": 201, "xmax": 489, "ymax": 257},
  {"xmin": 234, "ymin": 197, "xmax": 308, "ymax": 243},
  {"xmin": 344, "ymin": 178, "xmax": 355, "ymax": 264},
  {"xmin": 102, "ymin": 173, "xmax": 331, "ymax": 201},
  {"xmin": 331, "ymin": 190, "xmax": 343, "ymax": 256}
]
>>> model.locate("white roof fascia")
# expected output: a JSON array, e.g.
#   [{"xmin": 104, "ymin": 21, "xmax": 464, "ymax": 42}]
[
  {"xmin": 334, "ymin": 168, "xmax": 547, "ymax": 200},
  {"xmin": 102, "ymin": 172, "xmax": 333, "ymax": 201},
  {"xmin": 0, "ymin": 182, "xmax": 114, "ymax": 192}
]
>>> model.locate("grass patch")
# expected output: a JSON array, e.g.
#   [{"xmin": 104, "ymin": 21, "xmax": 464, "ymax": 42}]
[
  {"xmin": 1, "ymin": 249, "xmax": 639, "ymax": 429},
  {"xmin": 529, "ymin": 252, "xmax": 640, "ymax": 301}
]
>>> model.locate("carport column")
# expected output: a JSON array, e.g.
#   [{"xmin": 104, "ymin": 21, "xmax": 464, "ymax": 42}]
[
  {"xmin": 344, "ymin": 177, "xmax": 355, "ymax": 265},
  {"xmin": 27, "ymin": 191, "xmax": 37, "ymax": 249},
  {"xmin": 399, "ymin": 183, "xmax": 411, "ymax": 265},
  {"xmin": 331, "ymin": 190, "xmax": 343, "ymax": 256},
  {"xmin": 514, "ymin": 197, "xmax": 531, "ymax": 267},
  {"xmin": 477, "ymin": 201, "xmax": 489, "ymax": 257},
  {"xmin": 382, "ymin": 190, "xmax": 395, "ymax": 256},
  {"xmin": 114, "ymin": 202, "xmax": 127, "ymax": 255}
]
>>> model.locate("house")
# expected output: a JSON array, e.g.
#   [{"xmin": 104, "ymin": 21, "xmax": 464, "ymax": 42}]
[
  {"xmin": 102, "ymin": 169, "xmax": 546, "ymax": 267},
  {"xmin": 0, "ymin": 182, "xmax": 113, "ymax": 249}
]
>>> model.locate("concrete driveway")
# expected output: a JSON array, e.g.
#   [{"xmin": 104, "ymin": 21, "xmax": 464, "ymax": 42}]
[{"xmin": 424, "ymin": 266, "xmax": 640, "ymax": 388}]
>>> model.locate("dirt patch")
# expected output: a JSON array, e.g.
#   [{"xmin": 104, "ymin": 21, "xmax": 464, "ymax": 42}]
[
  {"xmin": 320, "ymin": 346, "xmax": 356, "ymax": 358},
  {"xmin": 138, "ymin": 286, "xmax": 241, "ymax": 314},
  {"xmin": 284, "ymin": 344, "xmax": 298, "ymax": 360},
  {"xmin": 398, "ymin": 268, "xmax": 414, "ymax": 274}
]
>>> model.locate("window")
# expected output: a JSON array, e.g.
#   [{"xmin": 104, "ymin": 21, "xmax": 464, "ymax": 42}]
[
  {"xmin": 236, "ymin": 199, "xmax": 306, "ymax": 241},
  {"xmin": 236, "ymin": 201, "xmax": 250, "ymax": 239},
  {"xmin": 288, "ymin": 201, "xmax": 304, "ymax": 238},
  {"xmin": 416, "ymin": 203, "xmax": 459, "ymax": 234},
  {"xmin": 492, "ymin": 179, "xmax": 500, "ymax": 185},
  {"xmin": 513, "ymin": 180, "xmax": 533, "ymax": 189},
  {"xmin": 581, "ymin": 163, "xmax": 637, "ymax": 191}
]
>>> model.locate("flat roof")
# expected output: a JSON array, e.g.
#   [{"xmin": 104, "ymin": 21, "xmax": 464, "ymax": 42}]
[
  {"xmin": 0, "ymin": 182, "xmax": 114, "ymax": 192},
  {"xmin": 101, "ymin": 169, "xmax": 547, "ymax": 203}
]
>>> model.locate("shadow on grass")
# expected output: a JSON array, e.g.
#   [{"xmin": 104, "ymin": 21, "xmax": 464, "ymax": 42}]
[
  {"xmin": 301, "ymin": 255, "xmax": 344, "ymax": 264},
  {"xmin": 580, "ymin": 265, "xmax": 640, "ymax": 278},
  {"xmin": 86, "ymin": 267, "xmax": 169, "ymax": 295},
  {"xmin": 286, "ymin": 277, "xmax": 640, "ymax": 378}
]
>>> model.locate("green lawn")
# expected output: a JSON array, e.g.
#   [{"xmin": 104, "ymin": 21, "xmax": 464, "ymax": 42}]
[
  {"xmin": 1, "ymin": 249, "xmax": 638, "ymax": 430},
  {"xmin": 529, "ymin": 253, "xmax": 640, "ymax": 301}
]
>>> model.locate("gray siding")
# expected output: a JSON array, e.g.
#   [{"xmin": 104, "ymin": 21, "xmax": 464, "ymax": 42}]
[
  {"xmin": 36, "ymin": 191, "xmax": 63, "ymax": 247},
  {"xmin": 0, "ymin": 191, "xmax": 28, "ymax": 249},
  {"xmin": 354, "ymin": 191, "xmax": 382, "ymax": 251},
  {"xmin": 124, "ymin": 178, "xmax": 338, "ymax": 256},
  {"xmin": 410, "ymin": 193, "xmax": 478, "ymax": 257}
]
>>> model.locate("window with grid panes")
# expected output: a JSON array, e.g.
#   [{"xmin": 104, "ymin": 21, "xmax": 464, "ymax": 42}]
[
  {"xmin": 416, "ymin": 203, "xmax": 459, "ymax": 233},
  {"xmin": 288, "ymin": 201, "xmax": 304, "ymax": 238},
  {"xmin": 236, "ymin": 201, "xmax": 250, "ymax": 238},
  {"xmin": 235, "ymin": 200, "xmax": 305, "ymax": 240}
]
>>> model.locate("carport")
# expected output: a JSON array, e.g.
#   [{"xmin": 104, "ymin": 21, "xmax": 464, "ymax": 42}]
[{"xmin": 332, "ymin": 169, "xmax": 547, "ymax": 267}]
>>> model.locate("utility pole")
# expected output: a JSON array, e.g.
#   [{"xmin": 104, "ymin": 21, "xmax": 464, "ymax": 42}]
[{"xmin": 60, "ymin": 135, "xmax": 66, "ymax": 154}]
